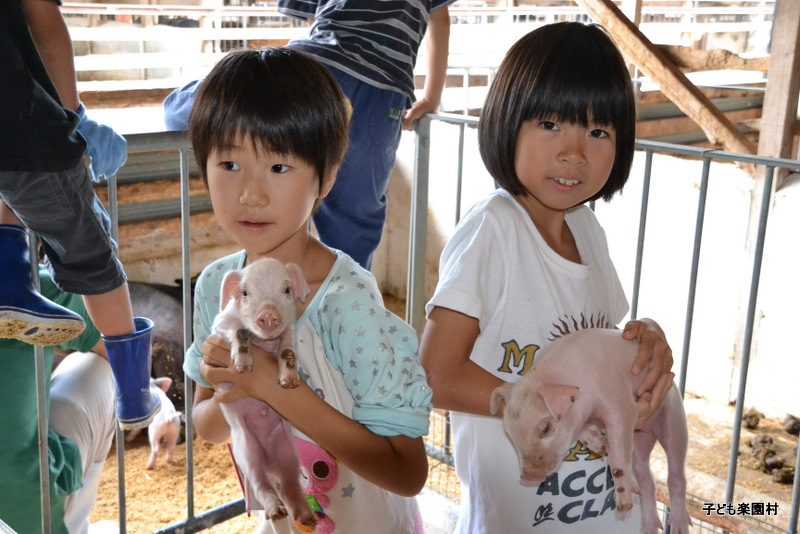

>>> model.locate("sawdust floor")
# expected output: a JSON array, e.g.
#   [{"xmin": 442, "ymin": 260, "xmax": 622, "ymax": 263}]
[
  {"xmin": 650, "ymin": 394, "xmax": 797, "ymax": 532},
  {"xmin": 89, "ymin": 294, "xmax": 799, "ymax": 533},
  {"xmin": 89, "ymin": 395, "xmax": 798, "ymax": 534}
]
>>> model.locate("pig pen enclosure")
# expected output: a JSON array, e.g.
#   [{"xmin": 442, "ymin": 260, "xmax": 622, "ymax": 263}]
[{"xmin": 28, "ymin": 114, "xmax": 800, "ymax": 534}]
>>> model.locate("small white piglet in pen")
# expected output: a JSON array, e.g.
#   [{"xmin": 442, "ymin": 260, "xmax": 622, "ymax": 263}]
[
  {"xmin": 490, "ymin": 328, "xmax": 692, "ymax": 534},
  {"xmin": 212, "ymin": 257, "xmax": 316, "ymax": 528},
  {"xmin": 125, "ymin": 377, "xmax": 182, "ymax": 470}
]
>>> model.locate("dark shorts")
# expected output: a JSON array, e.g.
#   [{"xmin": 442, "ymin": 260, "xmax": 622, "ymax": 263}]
[{"xmin": 0, "ymin": 161, "xmax": 126, "ymax": 295}]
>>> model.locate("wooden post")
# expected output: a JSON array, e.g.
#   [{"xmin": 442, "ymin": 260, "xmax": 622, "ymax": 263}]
[
  {"xmin": 729, "ymin": 0, "xmax": 800, "ymax": 403},
  {"xmin": 576, "ymin": 0, "xmax": 758, "ymax": 160},
  {"xmin": 757, "ymin": 0, "xmax": 800, "ymax": 188}
]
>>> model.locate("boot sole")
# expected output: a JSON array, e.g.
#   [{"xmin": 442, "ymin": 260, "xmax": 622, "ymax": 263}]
[{"xmin": 0, "ymin": 311, "xmax": 86, "ymax": 347}]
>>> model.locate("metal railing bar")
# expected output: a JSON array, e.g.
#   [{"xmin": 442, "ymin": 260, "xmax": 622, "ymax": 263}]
[
  {"xmin": 679, "ymin": 157, "xmax": 712, "ymax": 396},
  {"xmin": 455, "ymin": 123, "xmax": 466, "ymax": 225},
  {"xmin": 724, "ymin": 165, "xmax": 775, "ymax": 505},
  {"xmin": 115, "ymin": 196, "xmax": 213, "ymax": 224},
  {"xmin": 407, "ymin": 116, "xmax": 431, "ymax": 336},
  {"xmin": 106, "ymin": 168, "xmax": 130, "ymax": 534},
  {"xmin": 31, "ymin": 231, "xmax": 52, "ymax": 534},
  {"xmin": 179, "ymin": 147, "xmax": 196, "ymax": 519},
  {"xmin": 790, "ymin": 448, "xmax": 800, "ymax": 534},
  {"xmin": 637, "ymin": 95, "xmax": 764, "ymax": 122},
  {"xmin": 630, "ymin": 149, "xmax": 654, "ymax": 320},
  {"xmin": 150, "ymin": 499, "xmax": 246, "ymax": 534}
]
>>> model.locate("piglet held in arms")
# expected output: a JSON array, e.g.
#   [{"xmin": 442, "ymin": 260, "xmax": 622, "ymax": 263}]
[
  {"xmin": 490, "ymin": 328, "xmax": 691, "ymax": 534},
  {"xmin": 212, "ymin": 257, "xmax": 316, "ymax": 528}
]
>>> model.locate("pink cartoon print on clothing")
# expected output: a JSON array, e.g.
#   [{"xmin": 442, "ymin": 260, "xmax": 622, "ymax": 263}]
[{"xmin": 294, "ymin": 437, "xmax": 339, "ymax": 534}]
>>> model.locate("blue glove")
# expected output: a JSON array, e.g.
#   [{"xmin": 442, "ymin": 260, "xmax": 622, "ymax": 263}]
[
  {"xmin": 75, "ymin": 103, "xmax": 127, "ymax": 181},
  {"xmin": 163, "ymin": 79, "xmax": 203, "ymax": 131}
]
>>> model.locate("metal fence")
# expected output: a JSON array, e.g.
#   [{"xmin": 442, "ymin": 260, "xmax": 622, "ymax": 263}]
[
  {"xmin": 409, "ymin": 112, "xmax": 800, "ymax": 534},
  {"xmin": 26, "ymin": 110, "xmax": 800, "ymax": 533}
]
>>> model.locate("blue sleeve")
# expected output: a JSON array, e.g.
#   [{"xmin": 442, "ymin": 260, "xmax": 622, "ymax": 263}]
[
  {"xmin": 318, "ymin": 273, "xmax": 432, "ymax": 439},
  {"xmin": 184, "ymin": 271, "xmax": 215, "ymax": 389},
  {"xmin": 163, "ymin": 79, "xmax": 204, "ymax": 131}
]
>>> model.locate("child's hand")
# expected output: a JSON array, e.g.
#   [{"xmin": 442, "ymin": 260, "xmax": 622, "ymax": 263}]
[
  {"xmin": 622, "ymin": 319, "xmax": 673, "ymax": 397},
  {"xmin": 199, "ymin": 334, "xmax": 280, "ymax": 404}
]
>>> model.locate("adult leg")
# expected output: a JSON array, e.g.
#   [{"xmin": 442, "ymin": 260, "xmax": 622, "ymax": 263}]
[{"xmin": 49, "ymin": 351, "xmax": 116, "ymax": 534}]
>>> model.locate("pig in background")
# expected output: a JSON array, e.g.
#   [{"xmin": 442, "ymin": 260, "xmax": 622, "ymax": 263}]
[
  {"xmin": 213, "ymin": 257, "xmax": 317, "ymax": 529},
  {"xmin": 126, "ymin": 377, "xmax": 182, "ymax": 469},
  {"xmin": 490, "ymin": 328, "xmax": 692, "ymax": 534},
  {"xmin": 129, "ymin": 281, "xmax": 188, "ymax": 409}
]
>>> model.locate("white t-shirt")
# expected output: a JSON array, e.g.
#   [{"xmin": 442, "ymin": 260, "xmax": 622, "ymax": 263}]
[{"xmin": 427, "ymin": 189, "xmax": 640, "ymax": 533}]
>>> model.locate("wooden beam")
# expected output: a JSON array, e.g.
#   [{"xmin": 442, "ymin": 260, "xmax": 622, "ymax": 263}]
[
  {"xmin": 757, "ymin": 0, "xmax": 800, "ymax": 187},
  {"xmin": 658, "ymin": 45, "xmax": 770, "ymax": 74},
  {"xmin": 576, "ymin": 0, "xmax": 757, "ymax": 158}
]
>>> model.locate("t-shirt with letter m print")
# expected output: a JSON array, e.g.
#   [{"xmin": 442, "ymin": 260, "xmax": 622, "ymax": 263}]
[{"xmin": 426, "ymin": 188, "xmax": 640, "ymax": 533}]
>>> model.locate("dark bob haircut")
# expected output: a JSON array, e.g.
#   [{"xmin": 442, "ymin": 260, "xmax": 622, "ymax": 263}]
[
  {"xmin": 188, "ymin": 47, "xmax": 349, "ymax": 191},
  {"xmin": 478, "ymin": 22, "xmax": 637, "ymax": 203}
]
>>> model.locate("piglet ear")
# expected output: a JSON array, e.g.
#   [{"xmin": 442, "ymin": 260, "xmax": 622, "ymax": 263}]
[
  {"xmin": 220, "ymin": 270, "xmax": 243, "ymax": 310},
  {"xmin": 153, "ymin": 376, "xmax": 173, "ymax": 394},
  {"xmin": 490, "ymin": 382, "xmax": 514, "ymax": 415},
  {"xmin": 538, "ymin": 384, "xmax": 580, "ymax": 421},
  {"xmin": 285, "ymin": 263, "xmax": 310, "ymax": 303}
]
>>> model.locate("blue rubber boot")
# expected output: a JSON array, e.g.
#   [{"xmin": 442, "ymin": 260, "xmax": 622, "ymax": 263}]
[
  {"xmin": 0, "ymin": 224, "xmax": 86, "ymax": 346},
  {"xmin": 103, "ymin": 317, "xmax": 162, "ymax": 430}
]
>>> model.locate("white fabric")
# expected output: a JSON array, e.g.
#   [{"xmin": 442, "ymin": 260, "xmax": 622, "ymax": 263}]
[
  {"xmin": 49, "ymin": 351, "xmax": 116, "ymax": 534},
  {"xmin": 427, "ymin": 189, "xmax": 640, "ymax": 533},
  {"xmin": 186, "ymin": 250, "xmax": 430, "ymax": 533}
]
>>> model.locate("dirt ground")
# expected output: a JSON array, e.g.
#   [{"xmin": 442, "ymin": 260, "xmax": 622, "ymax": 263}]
[
  {"xmin": 651, "ymin": 394, "xmax": 797, "ymax": 532},
  {"xmin": 89, "ymin": 294, "xmax": 798, "ymax": 533},
  {"xmin": 89, "ymin": 394, "xmax": 798, "ymax": 534},
  {"xmin": 91, "ymin": 434, "xmax": 262, "ymax": 533}
]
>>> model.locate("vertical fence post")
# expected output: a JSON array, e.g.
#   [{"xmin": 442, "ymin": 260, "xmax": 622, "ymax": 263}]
[
  {"xmin": 31, "ymin": 230, "xmax": 52, "ymax": 534},
  {"xmin": 407, "ymin": 115, "xmax": 431, "ymax": 336},
  {"xmin": 724, "ymin": 166, "xmax": 774, "ymax": 505},
  {"xmin": 179, "ymin": 146, "xmax": 195, "ymax": 520},
  {"xmin": 630, "ymin": 149, "xmax": 653, "ymax": 320},
  {"xmin": 106, "ymin": 169, "xmax": 129, "ymax": 534},
  {"xmin": 678, "ymin": 156, "xmax": 711, "ymax": 396}
]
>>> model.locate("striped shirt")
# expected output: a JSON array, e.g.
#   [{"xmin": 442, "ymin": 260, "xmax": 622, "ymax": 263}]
[{"xmin": 278, "ymin": 0, "xmax": 456, "ymax": 104}]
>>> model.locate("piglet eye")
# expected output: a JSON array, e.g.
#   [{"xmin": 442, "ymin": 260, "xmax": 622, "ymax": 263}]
[
  {"xmin": 284, "ymin": 286, "xmax": 291, "ymax": 296},
  {"xmin": 242, "ymin": 289, "xmax": 248, "ymax": 298},
  {"xmin": 540, "ymin": 423, "xmax": 552, "ymax": 438}
]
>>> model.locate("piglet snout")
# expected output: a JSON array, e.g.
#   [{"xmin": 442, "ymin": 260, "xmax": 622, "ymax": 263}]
[{"xmin": 256, "ymin": 306, "xmax": 282, "ymax": 333}]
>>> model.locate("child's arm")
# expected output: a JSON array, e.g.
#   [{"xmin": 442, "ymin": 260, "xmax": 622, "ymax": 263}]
[
  {"xmin": 200, "ymin": 337, "xmax": 429, "ymax": 497},
  {"xmin": 419, "ymin": 306, "xmax": 507, "ymax": 417},
  {"xmin": 191, "ymin": 384, "xmax": 232, "ymax": 444},
  {"xmin": 402, "ymin": 6, "xmax": 451, "ymax": 130},
  {"xmin": 22, "ymin": 0, "xmax": 80, "ymax": 110}
]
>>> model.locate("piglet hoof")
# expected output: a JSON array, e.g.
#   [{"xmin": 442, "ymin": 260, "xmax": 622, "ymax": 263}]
[
  {"xmin": 280, "ymin": 377, "xmax": 301, "ymax": 388},
  {"xmin": 231, "ymin": 354, "xmax": 254, "ymax": 373},
  {"xmin": 279, "ymin": 349, "xmax": 301, "ymax": 388},
  {"xmin": 612, "ymin": 468, "xmax": 639, "ymax": 513},
  {"xmin": 263, "ymin": 499, "xmax": 289, "ymax": 522},
  {"xmin": 294, "ymin": 509, "xmax": 318, "ymax": 529},
  {"xmin": 281, "ymin": 348, "xmax": 297, "ymax": 368}
]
